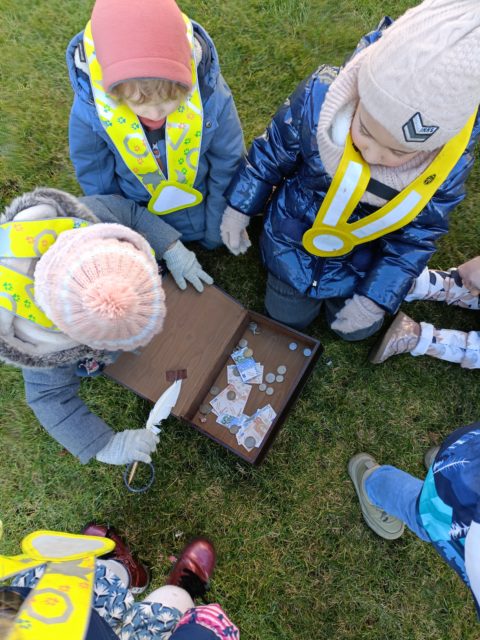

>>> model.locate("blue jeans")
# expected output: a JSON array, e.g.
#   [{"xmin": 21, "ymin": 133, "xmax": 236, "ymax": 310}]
[
  {"xmin": 264, "ymin": 272, "xmax": 384, "ymax": 339},
  {"xmin": 365, "ymin": 466, "xmax": 430, "ymax": 542}
]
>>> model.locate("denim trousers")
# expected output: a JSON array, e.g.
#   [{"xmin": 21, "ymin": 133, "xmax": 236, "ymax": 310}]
[
  {"xmin": 264, "ymin": 272, "xmax": 384, "ymax": 339},
  {"xmin": 365, "ymin": 465, "xmax": 430, "ymax": 542}
]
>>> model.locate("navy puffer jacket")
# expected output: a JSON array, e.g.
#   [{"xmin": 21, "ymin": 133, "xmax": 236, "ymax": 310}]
[{"xmin": 226, "ymin": 21, "xmax": 480, "ymax": 313}]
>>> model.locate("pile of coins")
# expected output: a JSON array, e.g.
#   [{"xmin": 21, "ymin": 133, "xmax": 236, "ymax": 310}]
[{"xmin": 258, "ymin": 365, "xmax": 288, "ymax": 397}]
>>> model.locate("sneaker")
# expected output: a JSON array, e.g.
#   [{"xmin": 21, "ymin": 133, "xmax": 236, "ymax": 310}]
[
  {"xmin": 348, "ymin": 454, "xmax": 405, "ymax": 540},
  {"xmin": 424, "ymin": 445, "xmax": 440, "ymax": 471},
  {"xmin": 369, "ymin": 312, "xmax": 420, "ymax": 364},
  {"xmin": 167, "ymin": 537, "xmax": 216, "ymax": 600},
  {"xmin": 81, "ymin": 522, "xmax": 150, "ymax": 594}
]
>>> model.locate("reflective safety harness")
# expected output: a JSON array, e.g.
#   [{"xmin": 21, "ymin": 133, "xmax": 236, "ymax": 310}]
[
  {"xmin": 0, "ymin": 530, "xmax": 114, "ymax": 640},
  {"xmin": 84, "ymin": 15, "xmax": 204, "ymax": 216},
  {"xmin": 0, "ymin": 218, "xmax": 89, "ymax": 330},
  {"xmin": 302, "ymin": 110, "xmax": 477, "ymax": 257}
]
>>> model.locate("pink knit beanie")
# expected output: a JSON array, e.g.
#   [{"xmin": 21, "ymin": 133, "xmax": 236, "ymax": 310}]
[
  {"xmin": 91, "ymin": 0, "xmax": 192, "ymax": 91},
  {"xmin": 34, "ymin": 224, "xmax": 166, "ymax": 351},
  {"xmin": 358, "ymin": 0, "xmax": 480, "ymax": 150}
]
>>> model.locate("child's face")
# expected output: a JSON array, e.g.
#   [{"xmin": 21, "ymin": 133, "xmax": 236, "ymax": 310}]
[
  {"xmin": 351, "ymin": 103, "xmax": 420, "ymax": 168},
  {"xmin": 124, "ymin": 92, "xmax": 183, "ymax": 122}
]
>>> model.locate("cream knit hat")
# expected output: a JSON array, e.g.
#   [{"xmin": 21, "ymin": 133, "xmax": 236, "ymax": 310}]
[{"xmin": 358, "ymin": 0, "xmax": 480, "ymax": 150}]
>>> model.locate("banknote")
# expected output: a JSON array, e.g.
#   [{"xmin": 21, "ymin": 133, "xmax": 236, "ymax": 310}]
[
  {"xmin": 236, "ymin": 405, "xmax": 277, "ymax": 450},
  {"xmin": 209, "ymin": 380, "xmax": 252, "ymax": 417},
  {"xmin": 227, "ymin": 364, "xmax": 263, "ymax": 385},
  {"xmin": 231, "ymin": 347, "xmax": 258, "ymax": 382}
]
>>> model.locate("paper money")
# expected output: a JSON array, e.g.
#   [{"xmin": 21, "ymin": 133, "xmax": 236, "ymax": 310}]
[
  {"xmin": 231, "ymin": 347, "xmax": 258, "ymax": 382},
  {"xmin": 210, "ymin": 380, "xmax": 252, "ymax": 417},
  {"xmin": 227, "ymin": 364, "xmax": 263, "ymax": 385},
  {"xmin": 236, "ymin": 405, "xmax": 277, "ymax": 451}
]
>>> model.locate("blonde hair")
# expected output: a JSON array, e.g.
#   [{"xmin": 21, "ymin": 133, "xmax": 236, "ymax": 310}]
[{"xmin": 110, "ymin": 78, "xmax": 190, "ymax": 105}]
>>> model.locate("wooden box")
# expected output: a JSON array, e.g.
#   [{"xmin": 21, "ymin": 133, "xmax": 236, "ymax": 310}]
[{"xmin": 106, "ymin": 277, "xmax": 322, "ymax": 464}]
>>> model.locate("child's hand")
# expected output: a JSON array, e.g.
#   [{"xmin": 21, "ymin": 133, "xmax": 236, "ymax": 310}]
[
  {"xmin": 330, "ymin": 294, "xmax": 385, "ymax": 335},
  {"xmin": 458, "ymin": 256, "xmax": 480, "ymax": 295},
  {"xmin": 163, "ymin": 241, "xmax": 214, "ymax": 293},
  {"xmin": 220, "ymin": 206, "xmax": 252, "ymax": 256},
  {"xmin": 95, "ymin": 429, "xmax": 159, "ymax": 465}
]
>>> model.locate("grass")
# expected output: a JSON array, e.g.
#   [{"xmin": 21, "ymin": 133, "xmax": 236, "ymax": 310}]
[{"xmin": 0, "ymin": 0, "xmax": 479, "ymax": 638}]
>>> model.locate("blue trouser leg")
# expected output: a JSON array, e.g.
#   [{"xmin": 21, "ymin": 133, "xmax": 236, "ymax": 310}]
[{"xmin": 365, "ymin": 465, "xmax": 430, "ymax": 541}]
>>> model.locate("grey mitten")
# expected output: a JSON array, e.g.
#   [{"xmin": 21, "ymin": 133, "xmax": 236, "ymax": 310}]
[
  {"xmin": 95, "ymin": 429, "xmax": 159, "ymax": 465},
  {"xmin": 163, "ymin": 241, "xmax": 214, "ymax": 292},
  {"xmin": 330, "ymin": 294, "xmax": 385, "ymax": 334},
  {"xmin": 220, "ymin": 206, "xmax": 252, "ymax": 256}
]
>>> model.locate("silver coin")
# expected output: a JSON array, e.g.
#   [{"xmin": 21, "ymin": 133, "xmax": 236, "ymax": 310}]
[
  {"xmin": 277, "ymin": 365, "xmax": 287, "ymax": 375},
  {"xmin": 232, "ymin": 366, "xmax": 240, "ymax": 377},
  {"xmin": 199, "ymin": 404, "xmax": 212, "ymax": 415},
  {"xmin": 229, "ymin": 424, "xmax": 240, "ymax": 435},
  {"xmin": 227, "ymin": 390, "xmax": 236, "ymax": 401},
  {"xmin": 239, "ymin": 338, "xmax": 248, "ymax": 348},
  {"xmin": 248, "ymin": 322, "xmax": 258, "ymax": 332},
  {"xmin": 244, "ymin": 348, "xmax": 254, "ymax": 358},
  {"xmin": 259, "ymin": 383, "xmax": 267, "ymax": 391},
  {"xmin": 303, "ymin": 348, "xmax": 312, "ymax": 357},
  {"xmin": 265, "ymin": 373, "xmax": 275, "ymax": 384},
  {"xmin": 289, "ymin": 342, "xmax": 298, "ymax": 351},
  {"xmin": 276, "ymin": 375, "xmax": 284, "ymax": 383},
  {"xmin": 210, "ymin": 385, "xmax": 220, "ymax": 396},
  {"xmin": 266, "ymin": 387, "xmax": 274, "ymax": 396},
  {"xmin": 244, "ymin": 436, "xmax": 256, "ymax": 448}
]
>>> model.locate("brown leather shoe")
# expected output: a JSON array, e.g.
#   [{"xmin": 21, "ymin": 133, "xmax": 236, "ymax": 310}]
[
  {"xmin": 369, "ymin": 312, "xmax": 420, "ymax": 364},
  {"xmin": 167, "ymin": 537, "xmax": 216, "ymax": 600},
  {"xmin": 81, "ymin": 522, "xmax": 150, "ymax": 594}
]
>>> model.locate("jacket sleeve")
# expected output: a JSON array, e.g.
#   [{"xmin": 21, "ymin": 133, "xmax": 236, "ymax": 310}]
[
  {"xmin": 69, "ymin": 97, "xmax": 123, "ymax": 197},
  {"xmin": 225, "ymin": 78, "xmax": 309, "ymax": 216},
  {"xmin": 356, "ymin": 147, "xmax": 477, "ymax": 314},
  {"xmin": 23, "ymin": 365, "xmax": 113, "ymax": 464},
  {"xmin": 202, "ymin": 76, "xmax": 246, "ymax": 248}
]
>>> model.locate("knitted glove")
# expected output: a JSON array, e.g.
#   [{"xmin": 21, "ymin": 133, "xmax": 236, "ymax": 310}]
[
  {"xmin": 458, "ymin": 256, "xmax": 480, "ymax": 295},
  {"xmin": 330, "ymin": 294, "xmax": 385, "ymax": 335},
  {"xmin": 163, "ymin": 241, "xmax": 214, "ymax": 293},
  {"xmin": 95, "ymin": 429, "xmax": 159, "ymax": 465},
  {"xmin": 220, "ymin": 206, "xmax": 252, "ymax": 256}
]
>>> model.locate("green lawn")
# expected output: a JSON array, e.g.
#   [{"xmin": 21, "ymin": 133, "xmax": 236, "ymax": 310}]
[{"xmin": 1, "ymin": 1, "xmax": 479, "ymax": 638}]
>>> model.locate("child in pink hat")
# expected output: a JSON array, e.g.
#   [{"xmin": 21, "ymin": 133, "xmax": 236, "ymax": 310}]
[{"xmin": 67, "ymin": 0, "xmax": 244, "ymax": 250}]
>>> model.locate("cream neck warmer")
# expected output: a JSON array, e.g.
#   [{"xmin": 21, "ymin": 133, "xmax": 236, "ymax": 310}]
[{"xmin": 316, "ymin": 51, "xmax": 438, "ymax": 207}]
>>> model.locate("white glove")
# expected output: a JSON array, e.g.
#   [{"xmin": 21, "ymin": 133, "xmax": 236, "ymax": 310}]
[
  {"xmin": 95, "ymin": 429, "xmax": 159, "ymax": 465},
  {"xmin": 330, "ymin": 294, "xmax": 385, "ymax": 335},
  {"xmin": 458, "ymin": 256, "xmax": 480, "ymax": 295},
  {"xmin": 163, "ymin": 241, "xmax": 214, "ymax": 293},
  {"xmin": 220, "ymin": 206, "xmax": 252, "ymax": 256}
]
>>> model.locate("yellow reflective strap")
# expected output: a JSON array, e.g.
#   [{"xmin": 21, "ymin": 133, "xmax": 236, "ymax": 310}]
[
  {"xmin": 0, "ymin": 555, "xmax": 47, "ymax": 582},
  {"xmin": 84, "ymin": 15, "xmax": 204, "ymax": 215},
  {"xmin": 303, "ymin": 110, "xmax": 477, "ymax": 257},
  {"xmin": 0, "ymin": 265, "xmax": 58, "ymax": 331},
  {"xmin": 0, "ymin": 219, "xmax": 88, "ymax": 258},
  {"xmin": 21, "ymin": 531, "xmax": 115, "ymax": 562}
]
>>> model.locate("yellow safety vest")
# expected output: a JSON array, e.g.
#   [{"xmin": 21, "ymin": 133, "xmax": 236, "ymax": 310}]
[
  {"xmin": 0, "ymin": 218, "xmax": 89, "ymax": 330},
  {"xmin": 84, "ymin": 15, "xmax": 204, "ymax": 216},
  {"xmin": 0, "ymin": 530, "xmax": 114, "ymax": 640},
  {"xmin": 302, "ymin": 110, "xmax": 477, "ymax": 257}
]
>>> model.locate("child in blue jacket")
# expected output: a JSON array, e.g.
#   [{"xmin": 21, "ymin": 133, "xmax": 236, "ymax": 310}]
[
  {"xmin": 67, "ymin": 0, "xmax": 244, "ymax": 249},
  {"xmin": 221, "ymin": 0, "xmax": 480, "ymax": 339}
]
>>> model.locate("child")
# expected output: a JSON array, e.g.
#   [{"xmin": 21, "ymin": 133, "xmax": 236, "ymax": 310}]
[
  {"xmin": 0, "ymin": 187, "xmax": 211, "ymax": 465},
  {"xmin": 369, "ymin": 256, "xmax": 480, "ymax": 367},
  {"xmin": 348, "ymin": 421, "xmax": 480, "ymax": 618},
  {"xmin": 67, "ymin": 0, "xmax": 245, "ymax": 249},
  {"xmin": 3, "ymin": 525, "xmax": 239, "ymax": 638},
  {"xmin": 221, "ymin": 0, "xmax": 480, "ymax": 338}
]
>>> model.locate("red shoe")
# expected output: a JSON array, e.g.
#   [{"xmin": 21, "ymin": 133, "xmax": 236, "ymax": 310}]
[
  {"xmin": 167, "ymin": 537, "xmax": 216, "ymax": 600},
  {"xmin": 81, "ymin": 522, "xmax": 150, "ymax": 594}
]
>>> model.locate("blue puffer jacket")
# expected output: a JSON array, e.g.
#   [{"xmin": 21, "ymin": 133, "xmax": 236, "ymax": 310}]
[
  {"xmin": 66, "ymin": 22, "xmax": 245, "ymax": 248},
  {"xmin": 225, "ymin": 22, "xmax": 480, "ymax": 314}
]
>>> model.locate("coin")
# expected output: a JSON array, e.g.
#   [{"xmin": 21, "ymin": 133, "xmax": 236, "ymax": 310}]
[
  {"xmin": 244, "ymin": 436, "xmax": 256, "ymax": 448},
  {"xmin": 265, "ymin": 373, "xmax": 275, "ymax": 383},
  {"xmin": 227, "ymin": 390, "xmax": 236, "ymax": 401},
  {"xmin": 266, "ymin": 387, "xmax": 274, "ymax": 396},
  {"xmin": 210, "ymin": 385, "xmax": 220, "ymax": 396},
  {"xmin": 200, "ymin": 416, "xmax": 207, "ymax": 423},
  {"xmin": 248, "ymin": 322, "xmax": 258, "ymax": 332},
  {"xmin": 303, "ymin": 348, "xmax": 312, "ymax": 357},
  {"xmin": 289, "ymin": 342, "xmax": 298, "ymax": 351},
  {"xmin": 239, "ymin": 338, "xmax": 248, "ymax": 348},
  {"xmin": 244, "ymin": 348, "xmax": 254, "ymax": 357},
  {"xmin": 229, "ymin": 424, "xmax": 240, "ymax": 435},
  {"xmin": 199, "ymin": 404, "xmax": 212, "ymax": 415},
  {"xmin": 232, "ymin": 366, "xmax": 240, "ymax": 377},
  {"xmin": 276, "ymin": 375, "xmax": 284, "ymax": 383},
  {"xmin": 259, "ymin": 383, "xmax": 267, "ymax": 391},
  {"xmin": 277, "ymin": 365, "xmax": 287, "ymax": 375}
]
